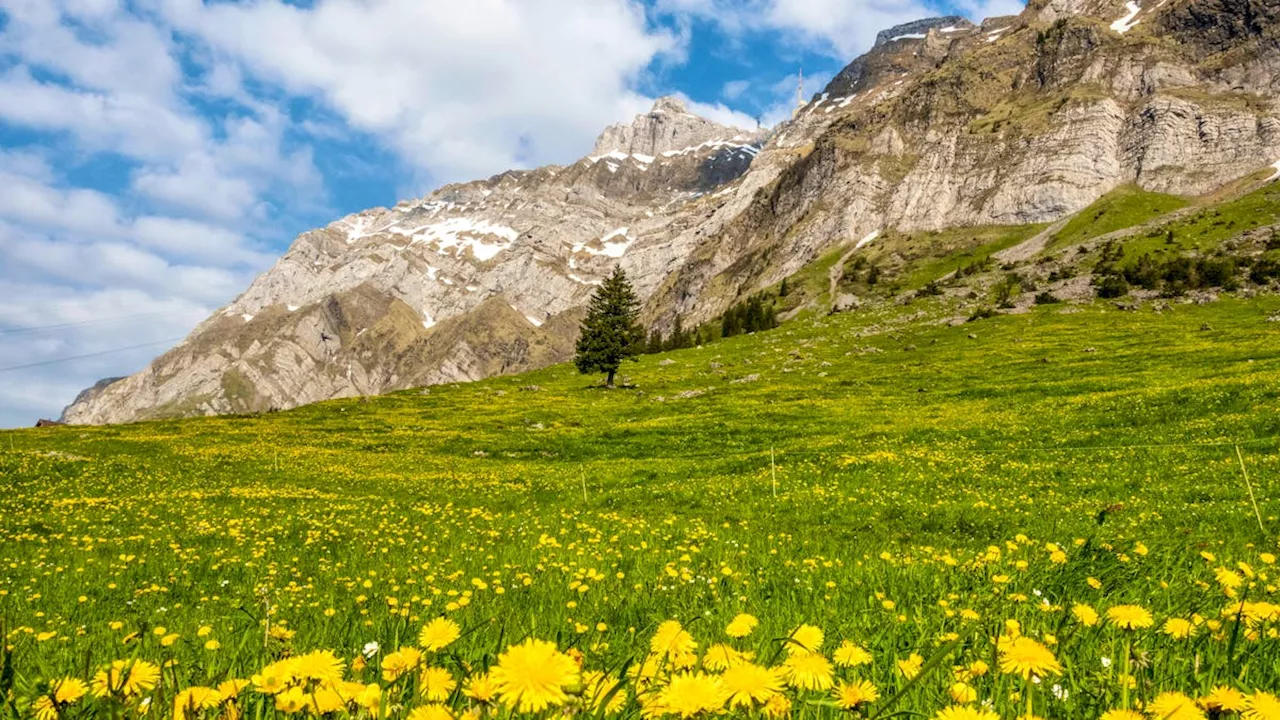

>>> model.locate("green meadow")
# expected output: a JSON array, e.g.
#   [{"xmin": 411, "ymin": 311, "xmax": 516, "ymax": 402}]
[{"xmin": 2, "ymin": 294, "xmax": 1279, "ymax": 718}]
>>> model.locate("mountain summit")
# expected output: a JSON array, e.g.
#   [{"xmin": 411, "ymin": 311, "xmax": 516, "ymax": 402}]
[
  {"xmin": 591, "ymin": 96, "xmax": 759, "ymax": 157},
  {"xmin": 63, "ymin": 0, "xmax": 1280, "ymax": 424}
]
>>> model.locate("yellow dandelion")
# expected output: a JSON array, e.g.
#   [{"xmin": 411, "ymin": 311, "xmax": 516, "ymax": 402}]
[
  {"xmin": 1244, "ymin": 691, "xmax": 1280, "ymax": 720},
  {"xmin": 1162, "ymin": 618, "xmax": 1196, "ymax": 640},
  {"xmin": 834, "ymin": 679, "xmax": 879, "ymax": 709},
  {"xmin": 652, "ymin": 620, "xmax": 697, "ymax": 658},
  {"xmin": 725, "ymin": 613, "xmax": 759, "ymax": 638},
  {"xmin": 420, "ymin": 666, "xmax": 457, "ymax": 702},
  {"xmin": 1149, "ymin": 691, "xmax": 1205, "ymax": 720},
  {"xmin": 998, "ymin": 636, "xmax": 1062, "ymax": 679},
  {"xmin": 703, "ymin": 643, "xmax": 747, "ymax": 671},
  {"xmin": 173, "ymin": 686, "xmax": 222, "ymax": 720},
  {"xmin": 292, "ymin": 650, "xmax": 344, "ymax": 682},
  {"xmin": 382, "ymin": 647, "xmax": 424, "ymax": 682},
  {"xmin": 51, "ymin": 678, "xmax": 87, "ymax": 705},
  {"xmin": 898, "ymin": 653, "xmax": 924, "ymax": 680},
  {"xmin": 91, "ymin": 659, "xmax": 160, "ymax": 698},
  {"xmin": 833, "ymin": 640, "xmax": 873, "ymax": 667},
  {"xmin": 949, "ymin": 681, "xmax": 977, "ymax": 704},
  {"xmin": 419, "ymin": 617, "xmax": 461, "ymax": 652},
  {"xmin": 659, "ymin": 672, "xmax": 727, "ymax": 718},
  {"xmin": 1072, "ymin": 604, "xmax": 1099, "ymax": 626},
  {"xmin": 464, "ymin": 672, "xmax": 498, "ymax": 705},
  {"xmin": 490, "ymin": 638, "xmax": 580, "ymax": 714},
  {"xmin": 763, "ymin": 693, "xmax": 792, "ymax": 718},
  {"xmin": 720, "ymin": 663, "xmax": 783, "ymax": 709},
  {"xmin": 782, "ymin": 651, "xmax": 834, "ymax": 691},
  {"xmin": 1200, "ymin": 686, "xmax": 1247, "ymax": 713},
  {"xmin": 274, "ymin": 686, "xmax": 307, "ymax": 714},
  {"xmin": 1107, "ymin": 605, "xmax": 1154, "ymax": 630},
  {"xmin": 786, "ymin": 624, "xmax": 824, "ymax": 656},
  {"xmin": 32, "ymin": 697, "xmax": 57, "ymax": 720},
  {"xmin": 406, "ymin": 704, "xmax": 454, "ymax": 720},
  {"xmin": 934, "ymin": 705, "xmax": 1000, "ymax": 720}
]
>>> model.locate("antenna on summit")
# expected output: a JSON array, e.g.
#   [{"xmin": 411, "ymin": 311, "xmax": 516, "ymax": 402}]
[{"xmin": 797, "ymin": 67, "xmax": 805, "ymax": 109}]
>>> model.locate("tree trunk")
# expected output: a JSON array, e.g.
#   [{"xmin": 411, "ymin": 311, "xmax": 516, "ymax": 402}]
[{"xmin": 606, "ymin": 368, "xmax": 616, "ymax": 388}]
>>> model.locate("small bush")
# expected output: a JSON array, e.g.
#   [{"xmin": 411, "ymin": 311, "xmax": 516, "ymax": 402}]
[{"xmin": 1096, "ymin": 275, "xmax": 1130, "ymax": 299}]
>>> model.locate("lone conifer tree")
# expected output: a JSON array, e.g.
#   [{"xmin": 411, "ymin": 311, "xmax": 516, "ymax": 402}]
[{"xmin": 574, "ymin": 267, "xmax": 645, "ymax": 387}]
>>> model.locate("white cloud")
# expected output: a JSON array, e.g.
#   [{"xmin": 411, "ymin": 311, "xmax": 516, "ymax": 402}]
[
  {"xmin": 154, "ymin": 0, "xmax": 681, "ymax": 183},
  {"xmin": 722, "ymin": 79, "xmax": 751, "ymax": 101},
  {"xmin": 655, "ymin": 0, "xmax": 1027, "ymax": 60}
]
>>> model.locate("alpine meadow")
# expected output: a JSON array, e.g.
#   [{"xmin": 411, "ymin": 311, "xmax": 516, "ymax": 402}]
[{"xmin": 5, "ymin": 0, "xmax": 1280, "ymax": 719}]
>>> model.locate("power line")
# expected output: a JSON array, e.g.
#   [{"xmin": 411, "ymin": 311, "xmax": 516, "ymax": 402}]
[
  {"xmin": 0, "ymin": 311, "xmax": 174, "ymax": 335},
  {"xmin": 0, "ymin": 338, "xmax": 183, "ymax": 373}
]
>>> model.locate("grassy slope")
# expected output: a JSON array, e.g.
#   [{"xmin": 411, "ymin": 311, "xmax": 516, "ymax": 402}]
[
  {"xmin": 1045, "ymin": 185, "xmax": 1189, "ymax": 253},
  {"xmin": 3, "ymin": 295, "xmax": 1279, "ymax": 704}
]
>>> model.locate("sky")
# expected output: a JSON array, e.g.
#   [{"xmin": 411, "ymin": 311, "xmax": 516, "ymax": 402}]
[{"xmin": 0, "ymin": 0, "xmax": 1025, "ymax": 428}]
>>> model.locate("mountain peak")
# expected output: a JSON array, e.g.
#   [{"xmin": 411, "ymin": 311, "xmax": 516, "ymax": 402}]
[
  {"xmin": 592, "ymin": 96, "xmax": 756, "ymax": 158},
  {"xmin": 650, "ymin": 96, "xmax": 689, "ymax": 114}
]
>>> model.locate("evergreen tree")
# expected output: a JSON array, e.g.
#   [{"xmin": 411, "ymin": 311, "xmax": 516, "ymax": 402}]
[
  {"xmin": 779, "ymin": 277, "xmax": 790, "ymax": 297},
  {"xmin": 667, "ymin": 315, "xmax": 687, "ymax": 350},
  {"xmin": 574, "ymin": 268, "xmax": 645, "ymax": 387},
  {"xmin": 645, "ymin": 329, "xmax": 664, "ymax": 355}
]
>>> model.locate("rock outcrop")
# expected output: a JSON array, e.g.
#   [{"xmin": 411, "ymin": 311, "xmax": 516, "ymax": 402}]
[{"xmin": 63, "ymin": 0, "xmax": 1280, "ymax": 424}]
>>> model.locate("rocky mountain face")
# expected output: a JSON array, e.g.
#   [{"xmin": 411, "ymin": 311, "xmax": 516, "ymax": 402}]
[{"xmin": 64, "ymin": 0, "xmax": 1280, "ymax": 424}]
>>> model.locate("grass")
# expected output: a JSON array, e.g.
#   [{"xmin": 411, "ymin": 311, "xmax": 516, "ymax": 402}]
[
  {"xmin": 1045, "ymin": 185, "xmax": 1189, "ymax": 253},
  {"xmin": 3, "ymin": 293, "xmax": 1280, "ymax": 718}
]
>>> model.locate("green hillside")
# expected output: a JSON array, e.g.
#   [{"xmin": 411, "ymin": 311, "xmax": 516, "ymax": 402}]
[{"xmin": 3, "ymin": 291, "xmax": 1280, "ymax": 718}]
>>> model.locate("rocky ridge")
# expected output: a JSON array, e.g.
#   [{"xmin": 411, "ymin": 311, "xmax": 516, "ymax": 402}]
[{"xmin": 63, "ymin": 0, "xmax": 1280, "ymax": 424}]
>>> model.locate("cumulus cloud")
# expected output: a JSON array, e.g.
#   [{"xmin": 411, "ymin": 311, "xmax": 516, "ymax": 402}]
[{"xmin": 152, "ymin": 0, "xmax": 682, "ymax": 184}]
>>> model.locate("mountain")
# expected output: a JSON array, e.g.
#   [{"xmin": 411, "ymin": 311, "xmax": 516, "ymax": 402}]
[{"xmin": 63, "ymin": 0, "xmax": 1280, "ymax": 424}]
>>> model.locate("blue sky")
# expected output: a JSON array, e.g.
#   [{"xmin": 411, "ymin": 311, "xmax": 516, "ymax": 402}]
[{"xmin": 0, "ymin": 0, "xmax": 1023, "ymax": 428}]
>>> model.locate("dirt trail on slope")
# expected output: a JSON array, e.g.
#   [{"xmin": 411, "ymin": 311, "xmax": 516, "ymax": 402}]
[
  {"xmin": 993, "ymin": 216, "xmax": 1073, "ymax": 264},
  {"xmin": 828, "ymin": 244, "xmax": 865, "ymax": 301}
]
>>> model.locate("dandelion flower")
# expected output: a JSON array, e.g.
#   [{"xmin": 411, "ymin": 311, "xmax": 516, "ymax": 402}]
[
  {"xmin": 382, "ymin": 647, "xmax": 424, "ymax": 682},
  {"xmin": 419, "ymin": 618, "xmax": 461, "ymax": 652},
  {"xmin": 1162, "ymin": 618, "xmax": 1196, "ymax": 640},
  {"xmin": 786, "ymin": 624, "xmax": 824, "ymax": 656},
  {"xmin": 934, "ymin": 705, "xmax": 1000, "ymax": 720},
  {"xmin": 420, "ymin": 667, "xmax": 457, "ymax": 702},
  {"xmin": 1107, "ymin": 605, "xmax": 1154, "ymax": 630},
  {"xmin": 51, "ymin": 678, "xmax": 87, "ymax": 705},
  {"xmin": 834, "ymin": 679, "xmax": 879, "ymax": 709},
  {"xmin": 897, "ymin": 653, "xmax": 924, "ymax": 680},
  {"xmin": 91, "ymin": 659, "xmax": 160, "ymax": 698},
  {"xmin": 1148, "ymin": 692, "xmax": 1205, "ymax": 720},
  {"xmin": 1244, "ymin": 692, "xmax": 1280, "ymax": 720},
  {"xmin": 490, "ymin": 638, "xmax": 580, "ymax": 714},
  {"xmin": 763, "ymin": 693, "xmax": 792, "ymax": 718},
  {"xmin": 720, "ymin": 663, "xmax": 783, "ymax": 709},
  {"xmin": 702, "ymin": 643, "xmax": 746, "ymax": 671},
  {"xmin": 998, "ymin": 637, "xmax": 1062, "ymax": 679},
  {"xmin": 1200, "ymin": 687, "xmax": 1247, "ymax": 713},
  {"xmin": 464, "ymin": 672, "xmax": 498, "ymax": 705},
  {"xmin": 782, "ymin": 652, "xmax": 834, "ymax": 690},
  {"xmin": 659, "ymin": 672, "xmax": 727, "ymax": 718},
  {"xmin": 292, "ymin": 650, "xmax": 344, "ymax": 683},
  {"xmin": 1072, "ymin": 604, "xmax": 1099, "ymax": 626},
  {"xmin": 173, "ymin": 686, "xmax": 222, "ymax": 720},
  {"xmin": 833, "ymin": 640, "xmax": 873, "ymax": 667},
  {"xmin": 406, "ymin": 704, "xmax": 454, "ymax": 720},
  {"xmin": 32, "ymin": 697, "xmax": 57, "ymax": 720},
  {"xmin": 949, "ymin": 681, "xmax": 977, "ymax": 704},
  {"xmin": 725, "ymin": 614, "xmax": 759, "ymax": 638},
  {"xmin": 652, "ymin": 620, "xmax": 697, "ymax": 659}
]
